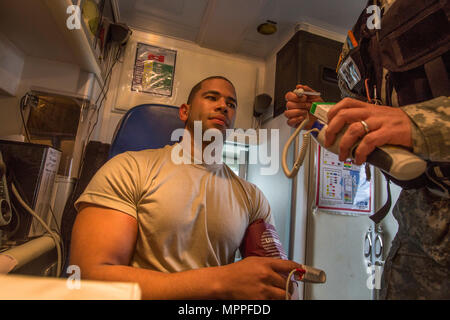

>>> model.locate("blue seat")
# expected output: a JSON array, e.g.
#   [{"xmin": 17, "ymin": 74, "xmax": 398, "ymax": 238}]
[{"xmin": 109, "ymin": 104, "xmax": 185, "ymax": 159}]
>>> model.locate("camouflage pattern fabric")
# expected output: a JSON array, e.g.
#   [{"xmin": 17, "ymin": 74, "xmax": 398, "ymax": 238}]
[
  {"xmin": 339, "ymin": 0, "xmax": 450, "ymax": 300},
  {"xmin": 402, "ymin": 97, "xmax": 450, "ymax": 162},
  {"xmin": 381, "ymin": 188, "xmax": 450, "ymax": 299}
]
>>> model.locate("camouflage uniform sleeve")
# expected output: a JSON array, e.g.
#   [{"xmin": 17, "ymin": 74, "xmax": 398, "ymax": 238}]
[{"xmin": 400, "ymin": 96, "xmax": 450, "ymax": 162}]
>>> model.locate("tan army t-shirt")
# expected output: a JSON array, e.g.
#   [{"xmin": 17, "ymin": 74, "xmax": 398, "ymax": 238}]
[{"xmin": 75, "ymin": 142, "xmax": 273, "ymax": 273}]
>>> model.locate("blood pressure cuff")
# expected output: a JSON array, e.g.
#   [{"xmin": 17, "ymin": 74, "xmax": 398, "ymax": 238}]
[{"xmin": 240, "ymin": 219, "xmax": 287, "ymax": 260}]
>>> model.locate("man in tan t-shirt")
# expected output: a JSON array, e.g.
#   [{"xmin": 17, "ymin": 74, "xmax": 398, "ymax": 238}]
[{"xmin": 70, "ymin": 76, "xmax": 302, "ymax": 299}]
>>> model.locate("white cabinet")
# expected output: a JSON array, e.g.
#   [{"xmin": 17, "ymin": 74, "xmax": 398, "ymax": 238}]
[
  {"xmin": 0, "ymin": 0, "xmax": 107, "ymax": 97},
  {"xmin": 0, "ymin": 33, "xmax": 25, "ymax": 96}
]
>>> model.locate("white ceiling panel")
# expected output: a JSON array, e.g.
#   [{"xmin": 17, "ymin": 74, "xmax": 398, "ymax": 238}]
[
  {"xmin": 116, "ymin": 0, "xmax": 367, "ymax": 59},
  {"xmin": 196, "ymin": 0, "xmax": 270, "ymax": 53},
  {"xmin": 134, "ymin": 0, "xmax": 186, "ymax": 16},
  {"xmin": 118, "ymin": 0, "xmax": 208, "ymax": 42}
]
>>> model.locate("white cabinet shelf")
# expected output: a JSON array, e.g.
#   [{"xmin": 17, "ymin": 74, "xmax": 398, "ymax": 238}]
[{"xmin": 0, "ymin": 0, "xmax": 104, "ymax": 84}]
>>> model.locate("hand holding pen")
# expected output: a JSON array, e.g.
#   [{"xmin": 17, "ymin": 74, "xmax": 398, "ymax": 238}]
[{"xmin": 284, "ymin": 84, "xmax": 323, "ymax": 129}]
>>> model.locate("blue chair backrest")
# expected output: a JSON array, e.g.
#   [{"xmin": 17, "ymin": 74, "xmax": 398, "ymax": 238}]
[{"xmin": 109, "ymin": 104, "xmax": 185, "ymax": 159}]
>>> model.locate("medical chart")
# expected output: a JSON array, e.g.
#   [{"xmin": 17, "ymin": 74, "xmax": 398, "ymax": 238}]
[{"xmin": 315, "ymin": 145, "xmax": 373, "ymax": 215}]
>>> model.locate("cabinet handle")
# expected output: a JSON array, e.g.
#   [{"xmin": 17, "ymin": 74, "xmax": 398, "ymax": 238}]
[
  {"xmin": 364, "ymin": 230, "xmax": 372, "ymax": 258},
  {"xmin": 375, "ymin": 233, "xmax": 383, "ymax": 259}
]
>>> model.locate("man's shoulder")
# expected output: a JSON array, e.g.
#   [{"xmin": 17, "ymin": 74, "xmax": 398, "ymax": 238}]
[
  {"xmin": 223, "ymin": 165, "xmax": 265, "ymax": 198},
  {"xmin": 116, "ymin": 144, "xmax": 175, "ymax": 161},
  {"xmin": 101, "ymin": 145, "xmax": 175, "ymax": 175},
  {"xmin": 221, "ymin": 166, "xmax": 271, "ymax": 219}
]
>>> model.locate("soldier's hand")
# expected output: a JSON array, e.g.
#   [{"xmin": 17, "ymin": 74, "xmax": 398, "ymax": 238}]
[
  {"xmin": 325, "ymin": 98, "xmax": 413, "ymax": 165},
  {"xmin": 284, "ymin": 84, "xmax": 323, "ymax": 129}
]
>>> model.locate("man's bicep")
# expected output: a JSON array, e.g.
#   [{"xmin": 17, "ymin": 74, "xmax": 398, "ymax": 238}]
[
  {"xmin": 253, "ymin": 188, "xmax": 274, "ymax": 225},
  {"xmin": 70, "ymin": 205, "xmax": 138, "ymax": 273}
]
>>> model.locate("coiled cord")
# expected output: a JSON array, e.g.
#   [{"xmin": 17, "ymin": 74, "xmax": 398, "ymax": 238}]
[{"xmin": 282, "ymin": 115, "xmax": 319, "ymax": 178}]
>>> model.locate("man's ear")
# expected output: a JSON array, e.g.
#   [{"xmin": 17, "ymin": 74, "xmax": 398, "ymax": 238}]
[{"xmin": 179, "ymin": 103, "xmax": 190, "ymax": 122}]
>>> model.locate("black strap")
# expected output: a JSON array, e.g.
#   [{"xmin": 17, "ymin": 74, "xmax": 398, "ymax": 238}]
[
  {"xmin": 370, "ymin": 173, "xmax": 392, "ymax": 224},
  {"xmin": 424, "ymin": 56, "xmax": 450, "ymax": 98}
]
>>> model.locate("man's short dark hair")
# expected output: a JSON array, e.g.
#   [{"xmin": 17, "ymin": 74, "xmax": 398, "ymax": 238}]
[{"xmin": 187, "ymin": 76, "xmax": 235, "ymax": 105}]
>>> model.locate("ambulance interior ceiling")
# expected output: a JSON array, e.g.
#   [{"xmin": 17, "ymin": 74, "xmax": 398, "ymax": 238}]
[{"xmin": 117, "ymin": 0, "xmax": 366, "ymax": 59}]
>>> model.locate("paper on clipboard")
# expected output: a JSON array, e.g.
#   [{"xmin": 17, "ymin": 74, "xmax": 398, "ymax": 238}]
[{"xmin": 131, "ymin": 43, "xmax": 177, "ymax": 97}]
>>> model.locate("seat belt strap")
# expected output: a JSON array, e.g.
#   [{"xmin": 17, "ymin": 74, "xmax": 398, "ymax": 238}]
[{"xmin": 370, "ymin": 173, "xmax": 392, "ymax": 224}]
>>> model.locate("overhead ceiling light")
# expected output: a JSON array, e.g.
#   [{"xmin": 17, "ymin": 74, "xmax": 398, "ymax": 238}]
[{"xmin": 257, "ymin": 20, "xmax": 277, "ymax": 35}]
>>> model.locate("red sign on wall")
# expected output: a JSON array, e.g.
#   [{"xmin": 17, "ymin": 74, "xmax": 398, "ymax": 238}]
[{"xmin": 147, "ymin": 54, "xmax": 165, "ymax": 62}]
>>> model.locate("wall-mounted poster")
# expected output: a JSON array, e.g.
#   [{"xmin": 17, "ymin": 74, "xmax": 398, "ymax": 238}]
[
  {"xmin": 315, "ymin": 145, "xmax": 374, "ymax": 216},
  {"xmin": 131, "ymin": 43, "xmax": 177, "ymax": 96}
]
